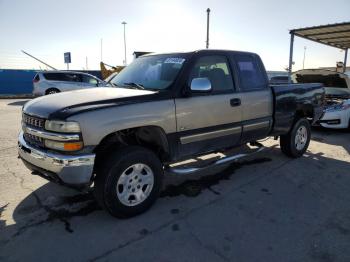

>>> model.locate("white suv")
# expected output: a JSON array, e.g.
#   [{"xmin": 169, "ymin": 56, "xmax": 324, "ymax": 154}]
[{"xmin": 32, "ymin": 71, "xmax": 106, "ymax": 96}]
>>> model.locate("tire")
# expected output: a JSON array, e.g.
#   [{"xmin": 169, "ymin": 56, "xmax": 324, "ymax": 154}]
[
  {"xmin": 280, "ymin": 118, "xmax": 311, "ymax": 158},
  {"xmin": 45, "ymin": 88, "xmax": 60, "ymax": 95},
  {"xmin": 94, "ymin": 146, "xmax": 163, "ymax": 218}
]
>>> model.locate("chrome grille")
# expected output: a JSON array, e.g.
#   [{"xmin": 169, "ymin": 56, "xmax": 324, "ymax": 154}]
[
  {"xmin": 23, "ymin": 114, "xmax": 45, "ymax": 129},
  {"xmin": 22, "ymin": 114, "xmax": 45, "ymax": 148},
  {"xmin": 23, "ymin": 133, "xmax": 45, "ymax": 147}
]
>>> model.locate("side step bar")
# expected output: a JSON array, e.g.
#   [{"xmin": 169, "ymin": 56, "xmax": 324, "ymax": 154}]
[{"xmin": 166, "ymin": 144, "xmax": 265, "ymax": 175}]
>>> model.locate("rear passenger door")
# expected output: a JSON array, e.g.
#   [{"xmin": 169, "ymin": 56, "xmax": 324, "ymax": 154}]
[
  {"xmin": 54, "ymin": 73, "xmax": 82, "ymax": 91},
  {"xmin": 231, "ymin": 53, "xmax": 273, "ymax": 143},
  {"xmin": 64, "ymin": 73, "xmax": 83, "ymax": 91},
  {"xmin": 175, "ymin": 54, "xmax": 242, "ymax": 157}
]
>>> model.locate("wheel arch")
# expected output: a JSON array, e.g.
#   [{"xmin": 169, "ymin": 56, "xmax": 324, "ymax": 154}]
[
  {"xmin": 295, "ymin": 103, "xmax": 314, "ymax": 120},
  {"xmin": 93, "ymin": 125, "xmax": 171, "ymax": 168}
]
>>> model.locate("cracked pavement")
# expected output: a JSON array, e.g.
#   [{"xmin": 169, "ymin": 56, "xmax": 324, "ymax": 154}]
[{"xmin": 1, "ymin": 99, "xmax": 350, "ymax": 262}]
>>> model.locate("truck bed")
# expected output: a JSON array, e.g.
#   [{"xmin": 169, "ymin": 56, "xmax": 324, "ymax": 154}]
[{"xmin": 270, "ymin": 83, "xmax": 325, "ymax": 135}]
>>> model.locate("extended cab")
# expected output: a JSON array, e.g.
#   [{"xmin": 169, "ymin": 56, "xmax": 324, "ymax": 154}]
[{"xmin": 18, "ymin": 50, "xmax": 325, "ymax": 217}]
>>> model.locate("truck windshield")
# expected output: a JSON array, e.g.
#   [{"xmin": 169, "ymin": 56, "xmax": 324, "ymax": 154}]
[{"xmin": 110, "ymin": 54, "xmax": 187, "ymax": 90}]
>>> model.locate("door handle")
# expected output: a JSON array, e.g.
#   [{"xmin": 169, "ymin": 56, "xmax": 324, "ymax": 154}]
[{"xmin": 230, "ymin": 98, "xmax": 241, "ymax": 107}]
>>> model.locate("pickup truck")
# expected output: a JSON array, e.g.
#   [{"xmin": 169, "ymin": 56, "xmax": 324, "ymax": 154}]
[{"xmin": 18, "ymin": 50, "xmax": 325, "ymax": 218}]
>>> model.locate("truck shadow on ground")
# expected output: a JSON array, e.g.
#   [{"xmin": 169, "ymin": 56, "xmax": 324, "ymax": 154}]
[
  {"xmin": 1, "ymin": 146, "xmax": 350, "ymax": 261},
  {"xmin": 2, "ymin": 153, "xmax": 274, "ymax": 237}
]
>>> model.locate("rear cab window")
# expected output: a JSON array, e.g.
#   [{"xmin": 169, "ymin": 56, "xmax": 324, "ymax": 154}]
[{"xmin": 232, "ymin": 54, "xmax": 268, "ymax": 91}]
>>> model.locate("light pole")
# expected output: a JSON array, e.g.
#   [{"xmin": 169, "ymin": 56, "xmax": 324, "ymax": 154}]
[
  {"xmin": 302, "ymin": 46, "xmax": 307, "ymax": 69},
  {"xmin": 206, "ymin": 8, "xmax": 210, "ymax": 49},
  {"xmin": 100, "ymin": 38, "xmax": 103, "ymax": 62},
  {"xmin": 122, "ymin": 21, "xmax": 127, "ymax": 65}
]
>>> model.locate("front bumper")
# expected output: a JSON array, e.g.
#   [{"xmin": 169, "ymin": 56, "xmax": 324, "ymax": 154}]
[
  {"xmin": 318, "ymin": 110, "xmax": 349, "ymax": 129},
  {"xmin": 18, "ymin": 131, "xmax": 95, "ymax": 186}
]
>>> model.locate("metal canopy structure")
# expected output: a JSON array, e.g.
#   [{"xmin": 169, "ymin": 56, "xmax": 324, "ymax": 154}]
[{"xmin": 288, "ymin": 22, "xmax": 350, "ymax": 81}]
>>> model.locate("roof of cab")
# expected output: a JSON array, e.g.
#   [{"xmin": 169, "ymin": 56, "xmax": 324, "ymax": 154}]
[{"xmin": 140, "ymin": 49, "xmax": 259, "ymax": 57}]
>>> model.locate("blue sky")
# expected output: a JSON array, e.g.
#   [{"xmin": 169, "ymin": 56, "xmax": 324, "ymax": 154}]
[{"xmin": 0, "ymin": 0, "xmax": 349, "ymax": 71}]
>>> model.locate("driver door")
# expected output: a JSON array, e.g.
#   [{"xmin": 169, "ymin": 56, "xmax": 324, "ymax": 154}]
[{"xmin": 175, "ymin": 54, "xmax": 243, "ymax": 158}]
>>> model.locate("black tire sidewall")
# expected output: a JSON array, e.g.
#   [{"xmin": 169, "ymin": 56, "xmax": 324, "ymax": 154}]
[
  {"xmin": 46, "ymin": 88, "xmax": 60, "ymax": 95},
  {"xmin": 97, "ymin": 146, "xmax": 163, "ymax": 218}
]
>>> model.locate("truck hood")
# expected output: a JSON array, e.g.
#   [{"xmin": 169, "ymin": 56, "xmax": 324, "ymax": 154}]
[
  {"xmin": 325, "ymin": 87, "xmax": 350, "ymax": 98},
  {"xmin": 23, "ymin": 87, "xmax": 157, "ymax": 119}
]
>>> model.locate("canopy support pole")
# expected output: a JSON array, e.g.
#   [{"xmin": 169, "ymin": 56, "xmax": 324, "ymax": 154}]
[
  {"xmin": 344, "ymin": 48, "xmax": 348, "ymax": 73},
  {"xmin": 288, "ymin": 33, "xmax": 294, "ymax": 83}
]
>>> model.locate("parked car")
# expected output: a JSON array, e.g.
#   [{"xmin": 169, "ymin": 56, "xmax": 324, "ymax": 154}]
[
  {"xmin": 19, "ymin": 50, "xmax": 324, "ymax": 218},
  {"xmin": 32, "ymin": 71, "xmax": 106, "ymax": 96},
  {"xmin": 292, "ymin": 69, "xmax": 350, "ymax": 128},
  {"xmin": 320, "ymin": 100, "xmax": 350, "ymax": 129}
]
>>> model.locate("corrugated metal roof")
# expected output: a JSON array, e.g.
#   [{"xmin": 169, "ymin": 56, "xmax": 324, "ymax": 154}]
[{"xmin": 291, "ymin": 22, "xmax": 350, "ymax": 50}]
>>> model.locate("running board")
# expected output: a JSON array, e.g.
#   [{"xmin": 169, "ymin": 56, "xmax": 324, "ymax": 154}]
[{"xmin": 166, "ymin": 145, "xmax": 265, "ymax": 175}]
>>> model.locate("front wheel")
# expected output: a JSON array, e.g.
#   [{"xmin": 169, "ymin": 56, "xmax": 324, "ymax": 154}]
[
  {"xmin": 280, "ymin": 118, "xmax": 311, "ymax": 158},
  {"xmin": 94, "ymin": 146, "xmax": 163, "ymax": 218}
]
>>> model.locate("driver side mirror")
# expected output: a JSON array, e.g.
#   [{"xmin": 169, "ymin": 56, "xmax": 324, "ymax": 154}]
[{"xmin": 190, "ymin": 78, "xmax": 212, "ymax": 93}]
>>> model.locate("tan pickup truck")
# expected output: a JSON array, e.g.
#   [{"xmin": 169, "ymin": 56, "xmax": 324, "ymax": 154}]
[{"xmin": 19, "ymin": 49, "xmax": 324, "ymax": 217}]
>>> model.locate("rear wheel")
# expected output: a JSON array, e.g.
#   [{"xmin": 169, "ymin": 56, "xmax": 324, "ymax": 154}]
[
  {"xmin": 94, "ymin": 146, "xmax": 163, "ymax": 218},
  {"xmin": 280, "ymin": 118, "xmax": 311, "ymax": 158},
  {"xmin": 45, "ymin": 88, "xmax": 60, "ymax": 95}
]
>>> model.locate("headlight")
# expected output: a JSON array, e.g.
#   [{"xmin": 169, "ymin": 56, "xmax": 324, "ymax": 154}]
[
  {"xmin": 45, "ymin": 140, "xmax": 83, "ymax": 151},
  {"xmin": 45, "ymin": 120, "xmax": 81, "ymax": 133}
]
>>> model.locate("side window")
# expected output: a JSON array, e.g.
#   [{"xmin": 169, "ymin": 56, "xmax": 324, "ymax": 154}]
[
  {"xmin": 43, "ymin": 73, "xmax": 63, "ymax": 81},
  {"xmin": 43, "ymin": 73, "xmax": 80, "ymax": 82},
  {"xmin": 234, "ymin": 54, "xmax": 267, "ymax": 91},
  {"xmin": 82, "ymin": 75, "xmax": 98, "ymax": 85},
  {"xmin": 188, "ymin": 55, "xmax": 234, "ymax": 92},
  {"xmin": 66, "ymin": 73, "xmax": 81, "ymax": 82}
]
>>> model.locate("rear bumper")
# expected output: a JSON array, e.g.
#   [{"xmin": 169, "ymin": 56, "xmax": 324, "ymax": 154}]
[{"xmin": 18, "ymin": 131, "xmax": 95, "ymax": 186}]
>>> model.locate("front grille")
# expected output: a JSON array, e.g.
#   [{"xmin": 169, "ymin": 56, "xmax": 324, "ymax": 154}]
[
  {"xmin": 22, "ymin": 113, "xmax": 46, "ymax": 148},
  {"xmin": 23, "ymin": 114, "xmax": 45, "ymax": 129},
  {"xmin": 24, "ymin": 132, "xmax": 45, "ymax": 147}
]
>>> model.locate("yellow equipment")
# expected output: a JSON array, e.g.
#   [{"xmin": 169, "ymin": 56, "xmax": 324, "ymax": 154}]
[{"xmin": 100, "ymin": 62, "xmax": 125, "ymax": 80}]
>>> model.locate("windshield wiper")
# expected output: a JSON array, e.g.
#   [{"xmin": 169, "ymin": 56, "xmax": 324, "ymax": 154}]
[{"xmin": 123, "ymin": 82, "xmax": 145, "ymax": 90}]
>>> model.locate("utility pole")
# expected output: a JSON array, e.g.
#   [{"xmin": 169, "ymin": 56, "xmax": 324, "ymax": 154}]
[
  {"xmin": 344, "ymin": 48, "xmax": 348, "ymax": 73},
  {"xmin": 100, "ymin": 38, "xmax": 103, "ymax": 62},
  {"xmin": 206, "ymin": 8, "xmax": 210, "ymax": 49},
  {"xmin": 86, "ymin": 56, "xmax": 88, "ymax": 70},
  {"xmin": 288, "ymin": 33, "xmax": 295, "ymax": 83},
  {"xmin": 122, "ymin": 21, "xmax": 127, "ymax": 65},
  {"xmin": 302, "ymin": 46, "xmax": 307, "ymax": 69}
]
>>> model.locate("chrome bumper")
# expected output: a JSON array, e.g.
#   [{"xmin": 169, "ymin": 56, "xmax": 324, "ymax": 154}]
[{"xmin": 18, "ymin": 131, "xmax": 95, "ymax": 186}]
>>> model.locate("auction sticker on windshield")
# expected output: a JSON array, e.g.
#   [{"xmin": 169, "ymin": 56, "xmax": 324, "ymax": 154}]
[{"xmin": 164, "ymin": 58, "xmax": 185, "ymax": 64}]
